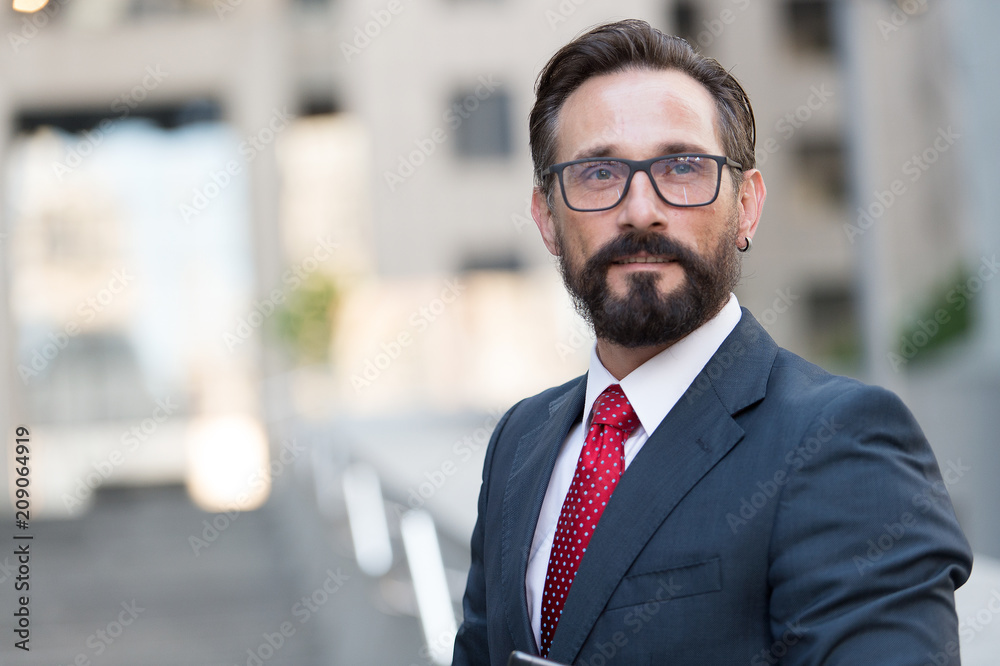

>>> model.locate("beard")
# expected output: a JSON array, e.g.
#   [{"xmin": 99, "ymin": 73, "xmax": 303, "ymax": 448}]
[{"xmin": 556, "ymin": 219, "xmax": 742, "ymax": 349}]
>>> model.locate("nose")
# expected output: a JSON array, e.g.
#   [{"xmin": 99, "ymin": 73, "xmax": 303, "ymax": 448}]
[{"xmin": 616, "ymin": 169, "xmax": 666, "ymax": 230}]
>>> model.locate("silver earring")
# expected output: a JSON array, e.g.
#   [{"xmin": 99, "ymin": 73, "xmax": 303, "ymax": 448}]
[{"xmin": 738, "ymin": 237, "xmax": 752, "ymax": 253}]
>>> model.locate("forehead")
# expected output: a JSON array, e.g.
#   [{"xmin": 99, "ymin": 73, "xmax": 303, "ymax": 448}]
[{"xmin": 555, "ymin": 68, "xmax": 722, "ymax": 161}]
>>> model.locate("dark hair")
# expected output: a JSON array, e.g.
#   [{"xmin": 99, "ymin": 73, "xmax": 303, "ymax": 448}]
[{"xmin": 529, "ymin": 19, "xmax": 756, "ymax": 199}]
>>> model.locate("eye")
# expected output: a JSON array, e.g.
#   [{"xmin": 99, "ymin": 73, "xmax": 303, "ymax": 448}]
[
  {"xmin": 665, "ymin": 156, "xmax": 707, "ymax": 176},
  {"xmin": 571, "ymin": 161, "xmax": 625, "ymax": 184}
]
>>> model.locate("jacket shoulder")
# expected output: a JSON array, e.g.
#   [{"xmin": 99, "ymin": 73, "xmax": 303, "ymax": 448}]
[
  {"xmin": 502, "ymin": 373, "xmax": 586, "ymax": 424},
  {"xmin": 769, "ymin": 347, "xmax": 876, "ymax": 406}
]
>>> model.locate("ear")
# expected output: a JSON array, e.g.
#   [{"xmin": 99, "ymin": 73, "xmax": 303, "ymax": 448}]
[
  {"xmin": 532, "ymin": 187, "xmax": 561, "ymax": 256},
  {"xmin": 736, "ymin": 168, "xmax": 766, "ymax": 244}
]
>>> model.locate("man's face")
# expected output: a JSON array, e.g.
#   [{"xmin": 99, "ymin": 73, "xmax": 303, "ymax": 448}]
[{"xmin": 532, "ymin": 68, "xmax": 761, "ymax": 348}]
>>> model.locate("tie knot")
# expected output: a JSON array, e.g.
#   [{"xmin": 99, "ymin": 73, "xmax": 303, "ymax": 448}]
[{"xmin": 591, "ymin": 384, "xmax": 638, "ymax": 435}]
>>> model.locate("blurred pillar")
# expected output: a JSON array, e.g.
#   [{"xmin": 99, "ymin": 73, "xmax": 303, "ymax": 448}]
[
  {"xmin": 225, "ymin": 0, "xmax": 296, "ymax": 428},
  {"xmin": 939, "ymin": 0, "xmax": 1000, "ymax": 558},
  {"xmin": 833, "ymin": 0, "xmax": 899, "ymax": 392},
  {"xmin": 0, "ymin": 12, "xmax": 16, "ymax": 510},
  {"xmin": 949, "ymin": 0, "xmax": 1000, "ymax": 371}
]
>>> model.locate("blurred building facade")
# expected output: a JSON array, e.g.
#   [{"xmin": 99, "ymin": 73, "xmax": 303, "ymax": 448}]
[
  {"xmin": 330, "ymin": 0, "xmax": 1000, "ymax": 555},
  {"xmin": 0, "ymin": 0, "xmax": 997, "ymax": 548}
]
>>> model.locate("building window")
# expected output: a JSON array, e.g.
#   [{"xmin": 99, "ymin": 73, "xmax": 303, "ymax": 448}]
[
  {"xmin": 459, "ymin": 251, "xmax": 523, "ymax": 273},
  {"xmin": 782, "ymin": 0, "xmax": 834, "ymax": 54},
  {"xmin": 16, "ymin": 100, "xmax": 221, "ymax": 134},
  {"xmin": 672, "ymin": 1, "xmax": 699, "ymax": 46},
  {"xmin": 24, "ymin": 333, "xmax": 157, "ymax": 424},
  {"xmin": 299, "ymin": 92, "xmax": 339, "ymax": 118},
  {"xmin": 794, "ymin": 136, "xmax": 846, "ymax": 205},
  {"xmin": 450, "ymin": 88, "xmax": 512, "ymax": 159},
  {"xmin": 805, "ymin": 283, "xmax": 859, "ymax": 366},
  {"xmin": 126, "ymin": 0, "xmax": 215, "ymax": 17}
]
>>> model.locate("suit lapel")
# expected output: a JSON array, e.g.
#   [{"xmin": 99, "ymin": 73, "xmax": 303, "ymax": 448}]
[
  {"xmin": 500, "ymin": 375, "xmax": 587, "ymax": 654},
  {"xmin": 548, "ymin": 312, "xmax": 777, "ymax": 663}
]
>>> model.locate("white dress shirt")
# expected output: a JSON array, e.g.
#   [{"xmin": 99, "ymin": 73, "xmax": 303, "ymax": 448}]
[{"xmin": 525, "ymin": 294, "xmax": 743, "ymax": 647}]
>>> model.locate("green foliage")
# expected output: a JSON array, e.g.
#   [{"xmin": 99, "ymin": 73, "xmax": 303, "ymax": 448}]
[
  {"xmin": 894, "ymin": 264, "xmax": 974, "ymax": 364},
  {"xmin": 273, "ymin": 273, "xmax": 339, "ymax": 363}
]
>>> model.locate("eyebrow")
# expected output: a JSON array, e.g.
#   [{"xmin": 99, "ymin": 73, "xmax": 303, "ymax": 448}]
[{"xmin": 569, "ymin": 141, "xmax": 711, "ymax": 162}]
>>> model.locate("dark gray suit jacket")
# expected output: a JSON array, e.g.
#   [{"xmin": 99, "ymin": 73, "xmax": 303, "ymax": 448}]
[{"xmin": 453, "ymin": 310, "xmax": 972, "ymax": 665}]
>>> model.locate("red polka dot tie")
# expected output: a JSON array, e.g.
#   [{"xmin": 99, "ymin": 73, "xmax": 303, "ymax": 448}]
[{"xmin": 539, "ymin": 384, "xmax": 638, "ymax": 656}]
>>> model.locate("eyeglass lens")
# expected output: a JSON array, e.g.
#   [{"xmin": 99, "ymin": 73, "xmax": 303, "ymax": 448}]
[{"xmin": 561, "ymin": 155, "xmax": 721, "ymax": 210}]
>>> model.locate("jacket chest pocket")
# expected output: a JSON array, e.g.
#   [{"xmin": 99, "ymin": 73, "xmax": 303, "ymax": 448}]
[{"xmin": 605, "ymin": 556, "xmax": 722, "ymax": 611}]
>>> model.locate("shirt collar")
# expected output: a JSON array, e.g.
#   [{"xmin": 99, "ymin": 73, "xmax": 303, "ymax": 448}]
[{"xmin": 583, "ymin": 294, "xmax": 742, "ymax": 436}]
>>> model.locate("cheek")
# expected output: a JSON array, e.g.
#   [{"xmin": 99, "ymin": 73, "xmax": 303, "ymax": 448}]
[
  {"xmin": 689, "ymin": 207, "xmax": 739, "ymax": 253},
  {"xmin": 555, "ymin": 218, "xmax": 598, "ymax": 259}
]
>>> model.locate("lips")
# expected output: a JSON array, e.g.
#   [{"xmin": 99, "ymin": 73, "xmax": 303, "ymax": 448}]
[{"xmin": 614, "ymin": 256, "xmax": 674, "ymax": 265}]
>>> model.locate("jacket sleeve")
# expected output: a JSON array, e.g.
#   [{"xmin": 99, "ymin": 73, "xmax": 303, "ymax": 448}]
[
  {"xmin": 452, "ymin": 405, "xmax": 517, "ymax": 665},
  {"xmin": 767, "ymin": 384, "xmax": 972, "ymax": 665}
]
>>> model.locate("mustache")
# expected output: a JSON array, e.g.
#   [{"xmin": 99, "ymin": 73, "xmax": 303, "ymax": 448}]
[{"xmin": 585, "ymin": 231, "xmax": 702, "ymax": 272}]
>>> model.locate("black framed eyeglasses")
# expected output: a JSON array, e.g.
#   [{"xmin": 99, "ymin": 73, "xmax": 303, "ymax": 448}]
[{"xmin": 542, "ymin": 153, "xmax": 743, "ymax": 212}]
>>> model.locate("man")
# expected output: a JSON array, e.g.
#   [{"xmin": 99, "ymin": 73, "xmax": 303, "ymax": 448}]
[{"xmin": 453, "ymin": 19, "xmax": 971, "ymax": 666}]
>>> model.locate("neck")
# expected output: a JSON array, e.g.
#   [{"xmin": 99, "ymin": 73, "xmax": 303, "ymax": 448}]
[{"xmin": 595, "ymin": 339, "xmax": 673, "ymax": 380}]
